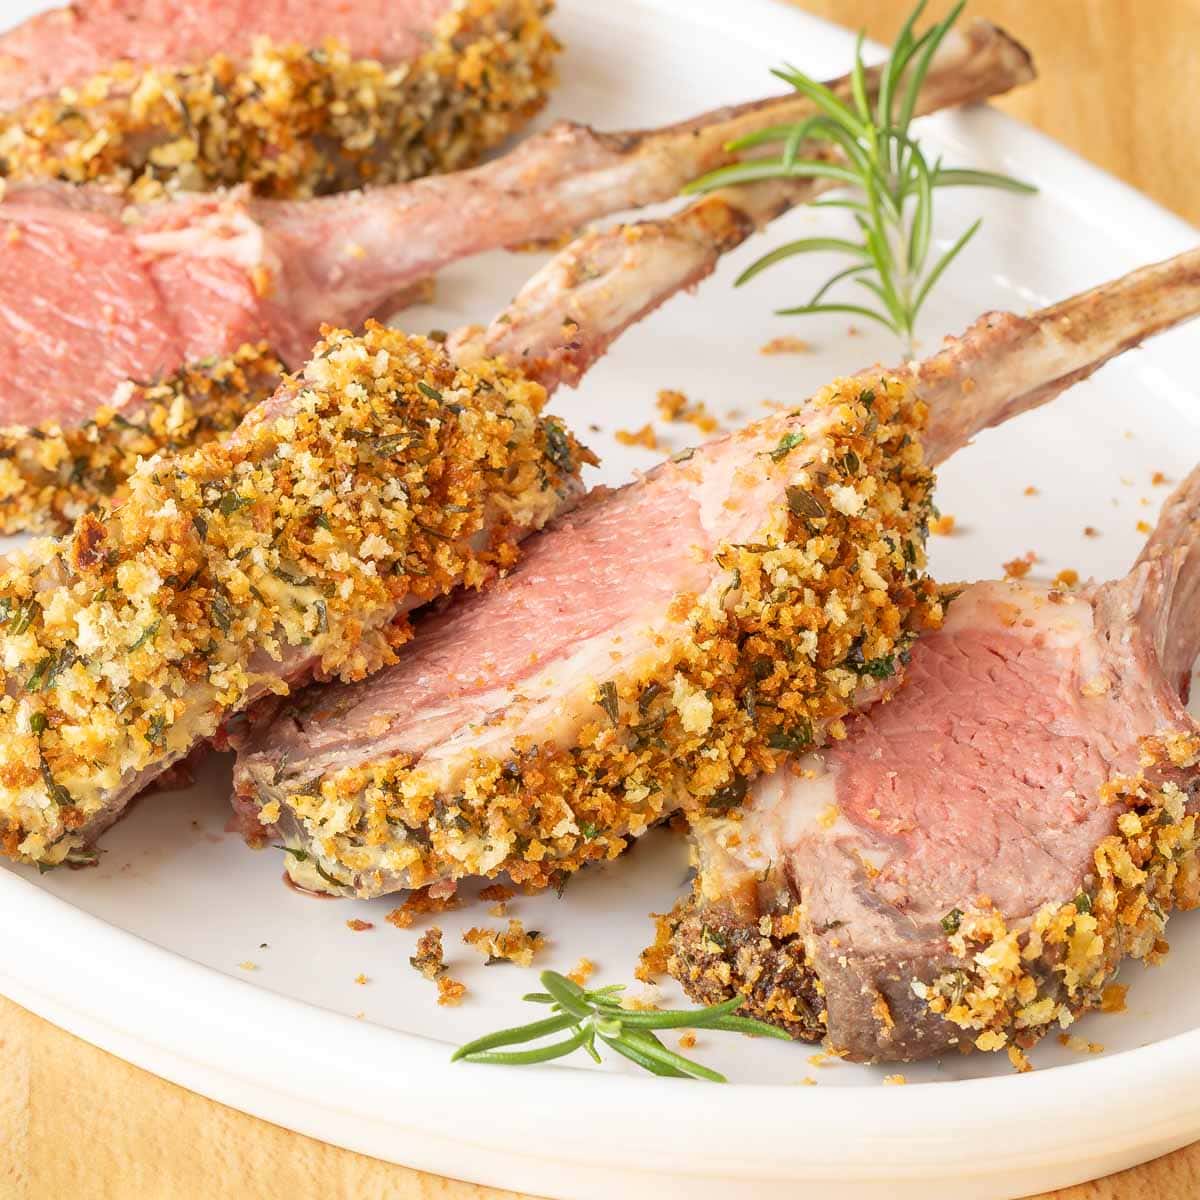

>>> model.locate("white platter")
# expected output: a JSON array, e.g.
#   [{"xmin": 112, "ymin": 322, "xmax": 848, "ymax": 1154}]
[{"xmin": 2, "ymin": 1, "xmax": 1199, "ymax": 1197}]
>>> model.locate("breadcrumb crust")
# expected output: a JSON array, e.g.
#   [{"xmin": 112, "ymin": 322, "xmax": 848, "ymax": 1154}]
[
  {"xmin": 0, "ymin": 323, "xmax": 587, "ymax": 867},
  {"xmin": 0, "ymin": 0, "xmax": 559, "ymax": 200},
  {"xmin": 250, "ymin": 373, "xmax": 943, "ymax": 897}
]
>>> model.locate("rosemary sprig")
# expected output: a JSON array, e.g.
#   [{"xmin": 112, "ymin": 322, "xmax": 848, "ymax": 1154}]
[
  {"xmin": 452, "ymin": 969, "xmax": 789, "ymax": 1081},
  {"xmin": 685, "ymin": 0, "xmax": 1035, "ymax": 354}
]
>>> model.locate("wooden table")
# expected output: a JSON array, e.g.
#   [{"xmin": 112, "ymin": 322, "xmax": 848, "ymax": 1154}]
[{"xmin": 4, "ymin": 2, "xmax": 1200, "ymax": 1197}]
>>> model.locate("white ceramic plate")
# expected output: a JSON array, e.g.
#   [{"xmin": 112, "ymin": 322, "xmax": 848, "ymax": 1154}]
[{"xmin": 2, "ymin": 2, "xmax": 1199, "ymax": 1197}]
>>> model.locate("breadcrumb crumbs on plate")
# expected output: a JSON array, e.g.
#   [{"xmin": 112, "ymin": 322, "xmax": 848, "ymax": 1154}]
[
  {"xmin": 929, "ymin": 513, "xmax": 956, "ymax": 536},
  {"xmin": 1084, "ymin": 525, "xmax": 1101, "ymax": 537},
  {"xmin": 1052, "ymin": 568, "xmax": 1080, "ymax": 589},
  {"xmin": 614, "ymin": 423, "xmax": 660, "ymax": 450},
  {"xmin": 882, "ymin": 1074, "xmax": 907, "ymax": 1086},
  {"xmin": 1023, "ymin": 485, "xmax": 1039, "ymax": 496},
  {"xmin": 487, "ymin": 902, "xmax": 509, "ymax": 917},
  {"xmin": 677, "ymin": 1032, "xmax": 697, "ymax": 1050},
  {"xmin": 1007, "ymin": 1046, "xmax": 1033, "ymax": 1073},
  {"xmin": 410, "ymin": 926, "xmax": 448, "ymax": 980},
  {"xmin": 1137, "ymin": 519, "xmax": 1153, "ymax": 534},
  {"xmin": 1058, "ymin": 1033, "xmax": 1104, "ymax": 1055},
  {"xmin": 799, "ymin": 1077, "xmax": 817, "ymax": 1086},
  {"xmin": 463, "ymin": 918, "xmax": 546, "ymax": 966},
  {"xmin": 1100, "ymin": 983, "xmax": 1129, "ymax": 1013},
  {"xmin": 621, "ymin": 985, "xmax": 664, "ymax": 1012},
  {"xmin": 354, "ymin": 973, "xmax": 369, "ymax": 985},
  {"xmin": 237, "ymin": 961, "xmax": 257, "ymax": 971},
  {"xmin": 568, "ymin": 957, "xmax": 596, "ymax": 987},
  {"xmin": 437, "ymin": 977, "xmax": 468, "ymax": 1007},
  {"xmin": 759, "ymin": 336, "xmax": 813, "ymax": 355},
  {"xmin": 1002, "ymin": 553, "xmax": 1036, "ymax": 579},
  {"xmin": 1152, "ymin": 471, "xmax": 1171, "ymax": 486},
  {"xmin": 655, "ymin": 389, "xmax": 721, "ymax": 435},
  {"xmin": 346, "ymin": 918, "xmax": 374, "ymax": 932}
]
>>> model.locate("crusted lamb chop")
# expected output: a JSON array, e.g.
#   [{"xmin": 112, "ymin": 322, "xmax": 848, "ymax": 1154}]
[
  {"xmin": 666, "ymin": 465, "xmax": 1200, "ymax": 1067},
  {"xmin": 0, "ymin": 18, "xmax": 1030, "ymax": 535},
  {"xmin": 0, "ymin": 0, "xmax": 558, "ymax": 200},
  {"xmin": 231, "ymin": 230, "xmax": 1200, "ymax": 899},
  {"xmin": 0, "ymin": 170, "xmax": 840, "ymax": 870}
]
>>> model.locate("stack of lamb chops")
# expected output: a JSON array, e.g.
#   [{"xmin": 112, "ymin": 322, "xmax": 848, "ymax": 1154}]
[
  {"xmin": 0, "ymin": 17, "xmax": 1030, "ymax": 533},
  {"xmin": 4, "ymin": 7, "xmax": 1199, "ymax": 1070}
]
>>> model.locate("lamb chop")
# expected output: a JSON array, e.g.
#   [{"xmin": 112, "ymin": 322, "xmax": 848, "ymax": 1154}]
[
  {"xmin": 232, "ymin": 231, "xmax": 1200, "ymax": 900},
  {"xmin": 0, "ymin": 0, "xmax": 559, "ymax": 200},
  {"xmin": 0, "ymin": 18, "xmax": 1030, "ymax": 535},
  {"xmin": 665, "ymin": 465, "xmax": 1200, "ymax": 1067}
]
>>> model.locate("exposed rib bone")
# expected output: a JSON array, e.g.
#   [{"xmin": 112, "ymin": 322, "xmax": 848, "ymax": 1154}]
[{"xmin": 268, "ymin": 19, "xmax": 1032, "ymax": 343}]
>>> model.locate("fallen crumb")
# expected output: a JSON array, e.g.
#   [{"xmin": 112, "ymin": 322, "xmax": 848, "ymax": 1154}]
[
  {"xmin": 354, "ymin": 973, "xmax": 369, "ymax": 986},
  {"xmin": 437, "ymin": 977, "xmax": 467, "ymax": 1007},
  {"xmin": 1100, "ymin": 983, "xmax": 1128, "ymax": 1014},
  {"xmin": 237, "ymin": 961, "xmax": 257, "ymax": 972},
  {"xmin": 1058, "ymin": 1033, "xmax": 1104, "ymax": 1055},
  {"xmin": 1003, "ymin": 553, "xmax": 1036, "ymax": 579},
  {"xmin": 1136, "ymin": 519, "xmax": 1152, "ymax": 534},
  {"xmin": 929, "ymin": 513, "xmax": 956, "ymax": 536},
  {"xmin": 410, "ymin": 927, "xmax": 447, "ymax": 980},
  {"xmin": 759, "ymin": 336, "xmax": 813, "ymax": 356},
  {"xmin": 1052, "ymin": 568, "xmax": 1080, "ymax": 589},
  {"xmin": 1152, "ymin": 471, "xmax": 1171, "ymax": 486},
  {"xmin": 817, "ymin": 804, "xmax": 839, "ymax": 830},
  {"xmin": 1023, "ymin": 485, "xmax": 1039, "ymax": 496},
  {"xmin": 386, "ymin": 887, "xmax": 462, "ymax": 929},
  {"xmin": 620, "ymin": 985, "xmax": 664, "ymax": 1012},
  {"xmin": 463, "ymin": 918, "xmax": 546, "ymax": 967},
  {"xmin": 636, "ymin": 913, "xmax": 674, "ymax": 982},
  {"xmin": 655, "ymin": 388, "xmax": 721, "ymax": 434},
  {"xmin": 614, "ymin": 423, "xmax": 659, "ymax": 450},
  {"xmin": 882, "ymin": 1074, "xmax": 907, "ymax": 1086},
  {"xmin": 1007, "ymin": 1045, "xmax": 1033, "ymax": 1073},
  {"xmin": 677, "ymin": 1032, "xmax": 697, "ymax": 1050},
  {"xmin": 799, "ymin": 1077, "xmax": 817, "ymax": 1086},
  {"xmin": 487, "ymin": 902, "xmax": 509, "ymax": 917},
  {"xmin": 1083, "ymin": 526, "xmax": 1101, "ymax": 538},
  {"xmin": 568, "ymin": 957, "xmax": 596, "ymax": 987},
  {"xmin": 346, "ymin": 918, "xmax": 374, "ymax": 932}
]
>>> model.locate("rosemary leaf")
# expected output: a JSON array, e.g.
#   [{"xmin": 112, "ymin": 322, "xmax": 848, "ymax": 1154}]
[{"xmin": 686, "ymin": 0, "xmax": 1035, "ymax": 354}]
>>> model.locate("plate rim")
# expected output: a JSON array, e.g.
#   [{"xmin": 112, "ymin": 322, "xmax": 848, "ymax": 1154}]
[{"xmin": 3, "ymin": 0, "xmax": 1199, "ymax": 1193}]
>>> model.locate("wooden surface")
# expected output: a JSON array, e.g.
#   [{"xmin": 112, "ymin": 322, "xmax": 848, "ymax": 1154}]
[{"xmin": 4, "ymin": 2, "xmax": 1200, "ymax": 1198}]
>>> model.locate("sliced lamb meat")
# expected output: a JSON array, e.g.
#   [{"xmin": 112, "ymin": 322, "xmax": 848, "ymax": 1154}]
[
  {"xmin": 0, "ymin": 19, "xmax": 1027, "ymax": 534},
  {"xmin": 667, "ymin": 467, "xmax": 1200, "ymax": 1065},
  {"xmin": 0, "ymin": 0, "xmax": 558, "ymax": 201},
  {"xmin": 231, "ymin": 237, "xmax": 1200, "ymax": 900},
  {"xmin": 0, "ymin": 173, "xmax": 820, "ymax": 870}
]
